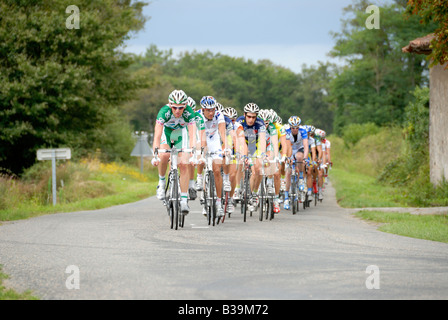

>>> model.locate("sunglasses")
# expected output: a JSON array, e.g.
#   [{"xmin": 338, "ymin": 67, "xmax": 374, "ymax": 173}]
[
  {"xmin": 246, "ymin": 115, "xmax": 257, "ymax": 120},
  {"xmin": 171, "ymin": 106, "xmax": 185, "ymax": 111}
]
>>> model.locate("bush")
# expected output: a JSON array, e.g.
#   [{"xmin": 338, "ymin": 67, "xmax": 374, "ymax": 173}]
[{"xmin": 342, "ymin": 122, "xmax": 380, "ymax": 146}]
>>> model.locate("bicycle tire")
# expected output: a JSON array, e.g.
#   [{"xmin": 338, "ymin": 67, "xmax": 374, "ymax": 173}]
[
  {"xmin": 205, "ymin": 172, "xmax": 211, "ymax": 226},
  {"xmin": 172, "ymin": 170, "xmax": 179, "ymax": 230},
  {"xmin": 242, "ymin": 168, "xmax": 250, "ymax": 222},
  {"xmin": 222, "ymin": 191, "xmax": 229, "ymax": 223},
  {"xmin": 259, "ymin": 177, "xmax": 265, "ymax": 221},
  {"xmin": 291, "ymin": 176, "xmax": 297, "ymax": 215},
  {"xmin": 209, "ymin": 172, "xmax": 216, "ymax": 226},
  {"xmin": 268, "ymin": 197, "xmax": 274, "ymax": 220}
]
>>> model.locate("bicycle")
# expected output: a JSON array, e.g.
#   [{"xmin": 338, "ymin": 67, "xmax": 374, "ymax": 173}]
[
  {"xmin": 258, "ymin": 157, "xmax": 278, "ymax": 221},
  {"xmin": 154, "ymin": 147, "xmax": 194, "ymax": 230},
  {"xmin": 199, "ymin": 150, "xmax": 223, "ymax": 227},
  {"xmin": 221, "ymin": 150, "xmax": 237, "ymax": 223},
  {"xmin": 240, "ymin": 156, "xmax": 252, "ymax": 223},
  {"xmin": 286, "ymin": 159, "xmax": 301, "ymax": 215}
]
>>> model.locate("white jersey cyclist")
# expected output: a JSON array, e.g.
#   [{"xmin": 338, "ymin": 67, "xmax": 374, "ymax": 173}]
[{"xmin": 197, "ymin": 108, "xmax": 227, "ymax": 159}]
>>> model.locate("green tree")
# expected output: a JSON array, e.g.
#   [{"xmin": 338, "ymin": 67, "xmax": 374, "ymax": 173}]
[
  {"xmin": 329, "ymin": 0, "xmax": 435, "ymax": 134},
  {"xmin": 0, "ymin": 0, "xmax": 149, "ymax": 174},
  {"xmin": 406, "ymin": 0, "xmax": 448, "ymax": 67}
]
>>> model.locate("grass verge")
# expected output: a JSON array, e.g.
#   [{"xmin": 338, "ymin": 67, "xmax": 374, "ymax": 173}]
[
  {"xmin": 354, "ymin": 211, "xmax": 448, "ymax": 243},
  {"xmin": 0, "ymin": 158, "xmax": 158, "ymax": 222},
  {"xmin": 0, "ymin": 266, "xmax": 38, "ymax": 300},
  {"xmin": 330, "ymin": 168, "xmax": 409, "ymax": 208}
]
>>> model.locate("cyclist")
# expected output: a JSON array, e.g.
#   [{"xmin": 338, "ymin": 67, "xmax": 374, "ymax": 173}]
[
  {"xmin": 314, "ymin": 129, "xmax": 326, "ymax": 200},
  {"xmin": 186, "ymin": 96, "xmax": 205, "ymax": 201},
  {"xmin": 270, "ymin": 110, "xmax": 289, "ymax": 213},
  {"xmin": 222, "ymin": 107, "xmax": 246, "ymax": 215},
  {"xmin": 152, "ymin": 90, "xmax": 199, "ymax": 215},
  {"xmin": 322, "ymin": 134, "xmax": 331, "ymax": 184},
  {"xmin": 236, "ymin": 103, "xmax": 267, "ymax": 208},
  {"xmin": 258, "ymin": 109, "xmax": 279, "ymax": 209},
  {"xmin": 195, "ymin": 96, "xmax": 230, "ymax": 218},
  {"xmin": 301, "ymin": 125, "xmax": 319, "ymax": 200},
  {"xmin": 283, "ymin": 116, "xmax": 308, "ymax": 210}
]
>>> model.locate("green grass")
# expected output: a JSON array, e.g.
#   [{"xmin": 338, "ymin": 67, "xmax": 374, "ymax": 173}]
[
  {"xmin": 354, "ymin": 211, "xmax": 448, "ymax": 243},
  {"xmin": 330, "ymin": 167, "xmax": 409, "ymax": 208},
  {"xmin": 0, "ymin": 266, "xmax": 38, "ymax": 300},
  {"xmin": 0, "ymin": 159, "xmax": 158, "ymax": 222}
]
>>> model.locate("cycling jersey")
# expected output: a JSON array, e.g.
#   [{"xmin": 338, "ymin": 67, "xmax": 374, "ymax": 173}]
[
  {"xmin": 285, "ymin": 124, "xmax": 307, "ymax": 154},
  {"xmin": 197, "ymin": 109, "xmax": 226, "ymax": 159},
  {"xmin": 265, "ymin": 122, "xmax": 278, "ymax": 152},
  {"xmin": 236, "ymin": 115, "xmax": 266, "ymax": 157},
  {"xmin": 274, "ymin": 122, "xmax": 286, "ymax": 154},
  {"xmin": 156, "ymin": 104, "xmax": 197, "ymax": 129},
  {"xmin": 156, "ymin": 104, "xmax": 197, "ymax": 148}
]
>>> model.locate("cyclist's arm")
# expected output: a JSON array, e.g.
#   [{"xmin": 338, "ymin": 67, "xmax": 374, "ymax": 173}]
[
  {"xmin": 218, "ymin": 122, "xmax": 227, "ymax": 150},
  {"xmin": 279, "ymin": 135, "xmax": 288, "ymax": 158},
  {"xmin": 303, "ymin": 138, "xmax": 309, "ymax": 160},
  {"xmin": 188, "ymin": 122, "xmax": 197, "ymax": 151},
  {"xmin": 153, "ymin": 122, "xmax": 164, "ymax": 152}
]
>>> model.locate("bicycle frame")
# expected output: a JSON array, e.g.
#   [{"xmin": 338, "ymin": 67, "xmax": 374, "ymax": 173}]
[{"xmin": 154, "ymin": 147, "xmax": 194, "ymax": 230}]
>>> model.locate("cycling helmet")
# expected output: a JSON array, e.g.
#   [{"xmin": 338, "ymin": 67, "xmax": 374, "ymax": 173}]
[
  {"xmin": 315, "ymin": 129, "xmax": 326, "ymax": 138},
  {"xmin": 200, "ymin": 96, "xmax": 217, "ymax": 109},
  {"xmin": 215, "ymin": 102, "xmax": 224, "ymax": 113},
  {"xmin": 269, "ymin": 110, "xmax": 278, "ymax": 123},
  {"xmin": 223, "ymin": 107, "xmax": 238, "ymax": 119},
  {"xmin": 276, "ymin": 115, "xmax": 283, "ymax": 124},
  {"xmin": 243, "ymin": 103, "xmax": 260, "ymax": 114},
  {"xmin": 168, "ymin": 89, "xmax": 188, "ymax": 105},
  {"xmin": 258, "ymin": 109, "xmax": 270, "ymax": 122},
  {"xmin": 187, "ymin": 97, "xmax": 196, "ymax": 110},
  {"xmin": 288, "ymin": 116, "xmax": 301, "ymax": 128},
  {"xmin": 309, "ymin": 125, "xmax": 316, "ymax": 134}
]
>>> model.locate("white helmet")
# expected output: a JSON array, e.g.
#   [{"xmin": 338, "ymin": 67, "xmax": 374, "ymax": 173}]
[
  {"xmin": 187, "ymin": 97, "xmax": 196, "ymax": 110},
  {"xmin": 244, "ymin": 103, "xmax": 260, "ymax": 114},
  {"xmin": 223, "ymin": 107, "xmax": 238, "ymax": 119},
  {"xmin": 259, "ymin": 109, "xmax": 271, "ymax": 122},
  {"xmin": 315, "ymin": 129, "xmax": 326, "ymax": 138},
  {"xmin": 288, "ymin": 116, "xmax": 301, "ymax": 128},
  {"xmin": 168, "ymin": 89, "xmax": 188, "ymax": 105},
  {"xmin": 215, "ymin": 102, "xmax": 224, "ymax": 113}
]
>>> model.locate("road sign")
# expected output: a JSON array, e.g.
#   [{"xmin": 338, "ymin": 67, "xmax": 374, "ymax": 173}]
[
  {"xmin": 131, "ymin": 132, "xmax": 152, "ymax": 173},
  {"xmin": 36, "ymin": 148, "xmax": 71, "ymax": 206},
  {"xmin": 37, "ymin": 148, "xmax": 71, "ymax": 161}
]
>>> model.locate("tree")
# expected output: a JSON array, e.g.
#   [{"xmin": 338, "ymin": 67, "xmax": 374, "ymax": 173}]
[
  {"xmin": 406, "ymin": 0, "xmax": 448, "ymax": 68},
  {"xmin": 328, "ymin": 0, "xmax": 435, "ymax": 133},
  {"xmin": 0, "ymin": 0, "xmax": 149, "ymax": 174}
]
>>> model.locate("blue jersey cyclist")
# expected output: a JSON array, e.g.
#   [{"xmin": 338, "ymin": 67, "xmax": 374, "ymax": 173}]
[
  {"xmin": 236, "ymin": 103, "xmax": 267, "ymax": 206},
  {"xmin": 283, "ymin": 116, "xmax": 309, "ymax": 210}
]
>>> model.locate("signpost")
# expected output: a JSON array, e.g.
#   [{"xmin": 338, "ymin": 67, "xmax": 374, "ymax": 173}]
[
  {"xmin": 36, "ymin": 148, "xmax": 71, "ymax": 206},
  {"xmin": 131, "ymin": 132, "xmax": 152, "ymax": 173}
]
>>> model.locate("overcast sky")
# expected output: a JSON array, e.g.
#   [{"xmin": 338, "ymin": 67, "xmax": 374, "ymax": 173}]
[{"xmin": 124, "ymin": 0, "xmax": 370, "ymax": 73}]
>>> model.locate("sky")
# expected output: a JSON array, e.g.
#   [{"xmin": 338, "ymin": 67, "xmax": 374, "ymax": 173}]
[{"xmin": 123, "ymin": 0, "xmax": 359, "ymax": 73}]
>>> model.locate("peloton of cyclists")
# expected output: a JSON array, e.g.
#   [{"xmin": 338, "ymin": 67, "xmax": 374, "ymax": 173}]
[{"xmin": 151, "ymin": 90, "xmax": 331, "ymax": 218}]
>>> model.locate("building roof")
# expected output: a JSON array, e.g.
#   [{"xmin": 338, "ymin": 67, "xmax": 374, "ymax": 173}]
[{"xmin": 402, "ymin": 34, "xmax": 435, "ymax": 55}]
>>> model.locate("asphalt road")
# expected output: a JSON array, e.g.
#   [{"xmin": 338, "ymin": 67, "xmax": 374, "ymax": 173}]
[{"xmin": 1, "ymin": 181, "xmax": 447, "ymax": 300}]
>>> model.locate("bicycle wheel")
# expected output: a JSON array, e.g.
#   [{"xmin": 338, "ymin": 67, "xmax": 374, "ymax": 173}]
[
  {"xmin": 259, "ymin": 177, "xmax": 265, "ymax": 221},
  {"xmin": 208, "ymin": 172, "xmax": 216, "ymax": 226},
  {"xmin": 268, "ymin": 197, "xmax": 274, "ymax": 220},
  {"xmin": 242, "ymin": 168, "xmax": 250, "ymax": 222},
  {"xmin": 172, "ymin": 170, "xmax": 179, "ymax": 230},
  {"xmin": 291, "ymin": 176, "xmax": 297, "ymax": 215},
  {"xmin": 222, "ymin": 191, "xmax": 229, "ymax": 223}
]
